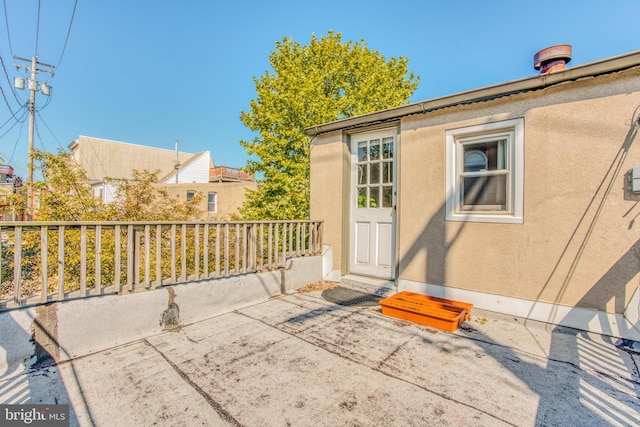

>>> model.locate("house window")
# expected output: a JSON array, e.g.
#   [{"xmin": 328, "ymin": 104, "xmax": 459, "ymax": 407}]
[
  {"xmin": 186, "ymin": 190, "xmax": 196, "ymax": 201},
  {"xmin": 446, "ymin": 118, "xmax": 524, "ymax": 223},
  {"xmin": 207, "ymin": 192, "xmax": 217, "ymax": 213}
]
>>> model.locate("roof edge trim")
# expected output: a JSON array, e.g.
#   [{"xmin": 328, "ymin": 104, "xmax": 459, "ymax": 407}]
[{"xmin": 304, "ymin": 50, "xmax": 640, "ymax": 137}]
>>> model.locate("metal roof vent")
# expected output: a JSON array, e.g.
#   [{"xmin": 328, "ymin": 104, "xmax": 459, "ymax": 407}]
[{"xmin": 534, "ymin": 44, "xmax": 572, "ymax": 74}]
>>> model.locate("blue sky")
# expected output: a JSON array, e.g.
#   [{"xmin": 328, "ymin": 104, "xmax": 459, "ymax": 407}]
[{"xmin": 1, "ymin": 0, "xmax": 639, "ymax": 179}]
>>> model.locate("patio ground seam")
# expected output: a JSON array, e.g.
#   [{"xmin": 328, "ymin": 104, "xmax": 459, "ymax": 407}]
[
  {"xmin": 236, "ymin": 309, "xmax": 519, "ymax": 427},
  {"xmin": 142, "ymin": 338, "xmax": 244, "ymax": 427}
]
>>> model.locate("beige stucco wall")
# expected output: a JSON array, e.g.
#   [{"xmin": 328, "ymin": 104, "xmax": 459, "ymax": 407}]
[
  {"xmin": 158, "ymin": 181, "xmax": 257, "ymax": 220},
  {"xmin": 311, "ymin": 66, "xmax": 640, "ymax": 314},
  {"xmin": 310, "ymin": 130, "xmax": 349, "ymax": 271},
  {"xmin": 71, "ymin": 136, "xmax": 196, "ymax": 181}
]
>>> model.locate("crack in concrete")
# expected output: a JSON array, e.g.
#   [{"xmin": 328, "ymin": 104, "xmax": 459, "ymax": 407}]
[
  {"xmin": 375, "ymin": 336, "xmax": 414, "ymax": 370},
  {"xmin": 142, "ymin": 338, "xmax": 245, "ymax": 427},
  {"xmin": 240, "ymin": 310, "xmax": 518, "ymax": 426}
]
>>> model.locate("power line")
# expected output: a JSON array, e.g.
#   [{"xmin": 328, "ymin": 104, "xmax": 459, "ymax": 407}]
[
  {"xmin": 2, "ymin": 0, "xmax": 14, "ymax": 58},
  {"xmin": 0, "ymin": 107, "xmax": 27, "ymax": 138},
  {"xmin": 34, "ymin": 119, "xmax": 46, "ymax": 151},
  {"xmin": 0, "ymin": 54, "xmax": 23, "ymax": 104},
  {"xmin": 0, "ymin": 104, "xmax": 27, "ymax": 131},
  {"xmin": 35, "ymin": 91, "xmax": 51, "ymax": 111},
  {"xmin": 3, "ymin": 119, "xmax": 25, "ymax": 165},
  {"xmin": 0, "ymin": 81, "xmax": 18, "ymax": 118},
  {"xmin": 34, "ymin": 0, "xmax": 41, "ymax": 54},
  {"xmin": 36, "ymin": 110, "xmax": 64, "ymax": 150},
  {"xmin": 0, "ymin": 53, "xmax": 25, "ymax": 120},
  {"xmin": 0, "ymin": 139, "xmax": 28, "ymax": 175},
  {"xmin": 56, "ymin": 0, "xmax": 78, "ymax": 70}
]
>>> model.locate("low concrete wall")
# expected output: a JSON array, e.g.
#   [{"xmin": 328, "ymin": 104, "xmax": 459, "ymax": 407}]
[{"xmin": 0, "ymin": 254, "xmax": 322, "ymax": 376}]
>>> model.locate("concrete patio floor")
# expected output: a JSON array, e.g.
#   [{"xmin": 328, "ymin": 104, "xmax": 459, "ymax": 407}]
[{"xmin": 2, "ymin": 284, "xmax": 640, "ymax": 426}]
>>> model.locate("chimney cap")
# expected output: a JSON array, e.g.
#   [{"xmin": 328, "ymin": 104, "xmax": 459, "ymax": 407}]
[{"xmin": 534, "ymin": 44, "xmax": 572, "ymax": 71}]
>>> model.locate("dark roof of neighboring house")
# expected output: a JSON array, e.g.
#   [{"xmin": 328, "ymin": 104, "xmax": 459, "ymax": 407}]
[{"xmin": 304, "ymin": 49, "xmax": 640, "ymax": 137}]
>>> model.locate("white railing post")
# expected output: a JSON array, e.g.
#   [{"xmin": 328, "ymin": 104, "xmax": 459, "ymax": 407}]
[
  {"xmin": 127, "ymin": 225, "xmax": 134, "ymax": 292},
  {"xmin": 170, "ymin": 224, "xmax": 176, "ymax": 283},
  {"xmin": 95, "ymin": 225, "xmax": 102, "ymax": 295},
  {"xmin": 40, "ymin": 226, "xmax": 48, "ymax": 302},
  {"xmin": 180, "ymin": 224, "xmax": 187, "ymax": 282},
  {"xmin": 203, "ymin": 224, "xmax": 209, "ymax": 278},
  {"xmin": 80, "ymin": 225, "xmax": 87, "ymax": 296},
  {"xmin": 57, "ymin": 226, "xmax": 65, "ymax": 300},
  {"xmin": 114, "ymin": 225, "xmax": 121, "ymax": 294},
  {"xmin": 13, "ymin": 226, "xmax": 22, "ymax": 306},
  {"xmin": 195, "ymin": 224, "xmax": 200, "ymax": 280},
  {"xmin": 215, "ymin": 223, "xmax": 221, "ymax": 277},
  {"xmin": 155, "ymin": 224, "xmax": 162, "ymax": 286},
  {"xmin": 144, "ymin": 225, "xmax": 151, "ymax": 289},
  {"xmin": 224, "ymin": 223, "xmax": 229, "ymax": 276}
]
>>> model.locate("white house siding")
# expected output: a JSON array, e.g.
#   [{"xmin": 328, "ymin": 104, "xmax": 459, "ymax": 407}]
[
  {"xmin": 92, "ymin": 182, "xmax": 118, "ymax": 204},
  {"xmin": 162, "ymin": 151, "xmax": 210, "ymax": 184}
]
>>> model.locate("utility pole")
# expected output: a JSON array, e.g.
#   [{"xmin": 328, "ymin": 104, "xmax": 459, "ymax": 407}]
[
  {"xmin": 14, "ymin": 54, "xmax": 54, "ymax": 219},
  {"xmin": 174, "ymin": 139, "xmax": 180, "ymax": 183}
]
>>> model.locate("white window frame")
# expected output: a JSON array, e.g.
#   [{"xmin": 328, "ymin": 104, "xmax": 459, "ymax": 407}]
[
  {"xmin": 207, "ymin": 191, "xmax": 217, "ymax": 213},
  {"xmin": 445, "ymin": 118, "xmax": 524, "ymax": 224}
]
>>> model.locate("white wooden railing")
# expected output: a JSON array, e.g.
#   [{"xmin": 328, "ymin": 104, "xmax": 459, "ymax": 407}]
[{"xmin": 0, "ymin": 220, "xmax": 323, "ymax": 309}]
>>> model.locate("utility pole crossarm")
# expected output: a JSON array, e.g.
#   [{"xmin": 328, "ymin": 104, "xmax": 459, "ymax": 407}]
[{"xmin": 14, "ymin": 55, "xmax": 55, "ymax": 76}]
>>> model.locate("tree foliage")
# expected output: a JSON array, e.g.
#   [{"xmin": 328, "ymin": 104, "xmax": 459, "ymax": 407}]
[
  {"xmin": 239, "ymin": 30, "xmax": 419, "ymax": 220},
  {"xmin": 29, "ymin": 149, "xmax": 203, "ymax": 222},
  {"xmin": 0, "ymin": 150, "xmax": 206, "ymax": 298},
  {"xmin": 108, "ymin": 169, "xmax": 203, "ymax": 221}
]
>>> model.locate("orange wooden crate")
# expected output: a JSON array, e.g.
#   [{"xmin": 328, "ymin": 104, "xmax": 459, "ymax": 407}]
[
  {"xmin": 379, "ymin": 292, "xmax": 473, "ymax": 332},
  {"xmin": 391, "ymin": 291, "xmax": 473, "ymax": 321}
]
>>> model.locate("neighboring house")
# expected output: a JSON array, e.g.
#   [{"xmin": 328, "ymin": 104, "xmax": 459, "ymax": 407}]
[
  {"xmin": 306, "ymin": 48, "xmax": 640, "ymax": 339},
  {"xmin": 69, "ymin": 136, "xmax": 256, "ymax": 219},
  {"xmin": 156, "ymin": 181, "xmax": 254, "ymax": 219},
  {"xmin": 0, "ymin": 160, "xmax": 24, "ymax": 221}
]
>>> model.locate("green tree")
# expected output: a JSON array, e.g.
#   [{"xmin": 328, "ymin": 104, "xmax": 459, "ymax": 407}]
[
  {"xmin": 1, "ymin": 150, "xmax": 206, "ymax": 298},
  {"xmin": 108, "ymin": 169, "xmax": 204, "ymax": 221},
  {"xmin": 239, "ymin": 30, "xmax": 419, "ymax": 220},
  {"xmin": 33, "ymin": 149, "xmax": 112, "ymax": 221},
  {"xmin": 29, "ymin": 150, "xmax": 204, "ymax": 222}
]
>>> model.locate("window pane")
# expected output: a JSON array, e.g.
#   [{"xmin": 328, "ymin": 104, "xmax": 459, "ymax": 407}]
[
  {"xmin": 370, "ymin": 186, "xmax": 380, "ymax": 208},
  {"xmin": 464, "ymin": 150, "xmax": 487, "ymax": 172},
  {"xmin": 357, "ymin": 187, "xmax": 367, "ymax": 208},
  {"xmin": 208, "ymin": 192, "xmax": 216, "ymax": 212},
  {"xmin": 382, "ymin": 186, "xmax": 393, "ymax": 208},
  {"xmin": 382, "ymin": 138, "xmax": 393, "ymax": 159},
  {"xmin": 463, "ymin": 139, "xmax": 507, "ymax": 171},
  {"xmin": 358, "ymin": 164, "xmax": 367, "ymax": 185},
  {"xmin": 382, "ymin": 161, "xmax": 393, "ymax": 183},
  {"xmin": 370, "ymin": 139, "xmax": 380, "ymax": 160},
  {"xmin": 370, "ymin": 163, "xmax": 380, "ymax": 184},
  {"xmin": 358, "ymin": 142, "xmax": 367, "ymax": 162},
  {"xmin": 461, "ymin": 174, "xmax": 507, "ymax": 210}
]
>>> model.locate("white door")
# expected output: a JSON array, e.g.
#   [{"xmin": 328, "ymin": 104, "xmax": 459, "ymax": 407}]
[{"xmin": 350, "ymin": 129, "xmax": 396, "ymax": 279}]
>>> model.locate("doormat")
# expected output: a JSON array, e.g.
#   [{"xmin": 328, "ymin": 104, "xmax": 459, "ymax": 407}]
[{"xmin": 321, "ymin": 286, "xmax": 382, "ymax": 307}]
